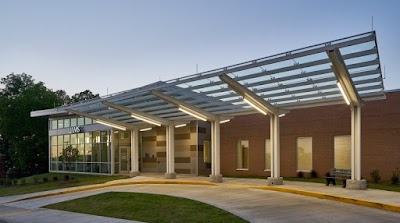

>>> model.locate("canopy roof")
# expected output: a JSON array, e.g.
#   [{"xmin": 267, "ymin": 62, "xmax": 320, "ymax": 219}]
[{"xmin": 32, "ymin": 31, "xmax": 385, "ymax": 126}]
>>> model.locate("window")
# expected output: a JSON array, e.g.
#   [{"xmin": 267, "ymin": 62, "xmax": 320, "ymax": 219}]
[
  {"xmin": 49, "ymin": 130, "xmax": 111, "ymax": 174},
  {"xmin": 237, "ymin": 140, "xmax": 249, "ymax": 170},
  {"xmin": 265, "ymin": 139, "xmax": 271, "ymax": 170},
  {"xmin": 78, "ymin": 117, "xmax": 84, "ymax": 126},
  {"xmin": 64, "ymin": 135, "xmax": 71, "ymax": 145},
  {"xmin": 84, "ymin": 117, "xmax": 92, "ymax": 125},
  {"xmin": 51, "ymin": 120, "xmax": 57, "ymax": 130},
  {"xmin": 64, "ymin": 119, "xmax": 70, "ymax": 128},
  {"xmin": 297, "ymin": 137, "xmax": 312, "ymax": 171},
  {"xmin": 334, "ymin": 135, "xmax": 351, "ymax": 169},
  {"xmin": 203, "ymin": 141, "xmax": 211, "ymax": 163},
  {"xmin": 70, "ymin": 118, "xmax": 77, "ymax": 127},
  {"xmin": 57, "ymin": 119, "xmax": 64, "ymax": 129}
]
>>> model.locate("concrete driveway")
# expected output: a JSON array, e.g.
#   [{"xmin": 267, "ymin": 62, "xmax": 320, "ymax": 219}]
[{"xmin": 1, "ymin": 177, "xmax": 400, "ymax": 223}]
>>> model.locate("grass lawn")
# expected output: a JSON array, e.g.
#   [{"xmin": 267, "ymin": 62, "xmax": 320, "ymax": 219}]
[
  {"xmin": 0, "ymin": 173, "xmax": 128, "ymax": 197},
  {"xmin": 45, "ymin": 192, "xmax": 248, "ymax": 223}
]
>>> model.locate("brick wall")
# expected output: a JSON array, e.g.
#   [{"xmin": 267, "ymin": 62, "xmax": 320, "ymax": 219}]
[{"xmin": 220, "ymin": 91, "xmax": 400, "ymax": 180}]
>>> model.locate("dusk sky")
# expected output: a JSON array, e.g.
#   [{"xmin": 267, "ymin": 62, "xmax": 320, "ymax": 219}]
[{"xmin": 1, "ymin": 0, "xmax": 399, "ymax": 96}]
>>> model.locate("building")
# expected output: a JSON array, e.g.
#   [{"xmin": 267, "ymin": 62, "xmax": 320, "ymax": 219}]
[
  {"xmin": 220, "ymin": 89, "xmax": 400, "ymax": 180},
  {"xmin": 32, "ymin": 31, "xmax": 396, "ymax": 189}
]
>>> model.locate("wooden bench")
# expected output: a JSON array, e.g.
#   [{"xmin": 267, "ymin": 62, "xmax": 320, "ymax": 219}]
[{"xmin": 325, "ymin": 168, "xmax": 351, "ymax": 188}]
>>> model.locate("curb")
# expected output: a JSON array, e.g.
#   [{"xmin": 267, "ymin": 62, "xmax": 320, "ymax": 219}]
[
  {"xmin": 2, "ymin": 180, "xmax": 399, "ymax": 213},
  {"xmin": 1, "ymin": 180, "xmax": 218, "ymax": 204},
  {"xmin": 247, "ymin": 185, "xmax": 400, "ymax": 213}
]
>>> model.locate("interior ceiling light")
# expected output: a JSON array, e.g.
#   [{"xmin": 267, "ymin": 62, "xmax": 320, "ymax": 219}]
[
  {"xmin": 175, "ymin": 124, "xmax": 187, "ymax": 128},
  {"xmin": 219, "ymin": 119, "xmax": 230, "ymax": 124},
  {"xmin": 178, "ymin": 106, "xmax": 208, "ymax": 122},
  {"xmin": 131, "ymin": 113, "xmax": 161, "ymax": 126},
  {"xmin": 140, "ymin": 127, "xmax": 152, "ymax": 132},
  {"xmin": 96, "ymin": 120, "xmax": 126, "ymax": 131},
  {"xmin": 337, "ymin": 82, "xmax": 350, "ymax": 105},
  {"xmin": 279, "ymin": 114, "xmax": 286, "ymax": 118}
]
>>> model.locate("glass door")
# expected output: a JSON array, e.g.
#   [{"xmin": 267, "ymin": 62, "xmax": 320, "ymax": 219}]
[{"xmin": 119, "ymin": 146, "xmax": 130, "ymax": 174}]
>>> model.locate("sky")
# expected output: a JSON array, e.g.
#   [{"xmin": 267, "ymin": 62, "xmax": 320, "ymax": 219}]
[{"xmin": 1, "ymin": 0, "xmax": 399, "ymax": 96}]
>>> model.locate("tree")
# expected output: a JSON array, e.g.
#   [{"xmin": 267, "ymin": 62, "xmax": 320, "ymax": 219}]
[
  {"xmin": 0, "ymin": 73, "xmax": 34, "ymax": 98},
  {"xmin": 61, "ymin": 145, "xmax": 79, "ymax": 180},
  {"xmin": 55, "ymin": 90, "xmax": 71, "ymax": 105},
  {"xmin": 70, "ymin": 90, "xmax": 99, "ymax": 103},
  {"xmin": 0, "ymin": 73, "xmax": 100, "ymax": 177},
  {"xmin": 0, "ymin": 73, "xmax": 63, "ymax": 177}
]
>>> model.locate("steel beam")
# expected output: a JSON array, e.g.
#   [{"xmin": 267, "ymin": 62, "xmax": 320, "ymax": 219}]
[
  {"xmin": 327, "ymin": 48, "xmax": 362, "ymax": 106},
  {"xmin": 102, "ymin": 100, "xmax": 171, "ymax": 126},
  {"xmin": 66, "ymin": 109, "xmax": 135, "ymax": 130},
  {"xmin": 151, "ymin": 90, "xmax": 218, "ymax": 121}
]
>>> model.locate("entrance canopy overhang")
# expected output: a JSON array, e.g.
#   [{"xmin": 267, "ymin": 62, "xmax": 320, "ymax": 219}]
[
  {"xmin": 31, "ymin": 31, "xmax": 385, "ymax": 185},
  {"xmin": 31, "ymin": 31, "xmax": 384, "ymax": 122}
]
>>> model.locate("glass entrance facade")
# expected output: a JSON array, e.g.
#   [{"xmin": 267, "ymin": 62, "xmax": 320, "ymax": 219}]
[{"xmin": 50, "ymin": 131, "xmax": 111, "ymax": 174}]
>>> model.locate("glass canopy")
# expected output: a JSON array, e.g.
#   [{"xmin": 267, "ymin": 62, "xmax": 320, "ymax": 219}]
[{"xmin": 34, "ymin": 31, "xmax": 384, "ymax": 125}]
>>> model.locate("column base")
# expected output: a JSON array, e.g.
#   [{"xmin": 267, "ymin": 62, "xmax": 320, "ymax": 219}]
[
  {"xmin": 165, "ymin": 172, "xmax": 176, "ymax": 179},
  {"xmin": 346, "ymin": 179, "xmax": 367, "ymax": 190},
  {"xmin": 267, "ymin": 177, "xmax": 283, "ymax": 186},
  {"xmin": 130, "ymin": 171, "xmax": 140, "ymax": 177},
  {"xmin": 209, "ymin": 174, "xmax": 223, "ymax": 183}
]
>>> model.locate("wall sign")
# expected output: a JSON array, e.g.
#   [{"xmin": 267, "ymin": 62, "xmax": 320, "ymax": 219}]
[{"xmin": 69, "ymin": 126, "xmax": 81, "ymax": 134}]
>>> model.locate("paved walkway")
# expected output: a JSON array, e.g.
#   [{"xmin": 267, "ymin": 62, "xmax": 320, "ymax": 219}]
[{"xmin": 1, "ymin": 174, "xmax": 400, "ymax": 223}]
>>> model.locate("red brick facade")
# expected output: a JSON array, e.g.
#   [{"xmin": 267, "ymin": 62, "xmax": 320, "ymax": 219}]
[{"xmin": 221, "ymin": 90, "xmax": 400, "ymax": 180}]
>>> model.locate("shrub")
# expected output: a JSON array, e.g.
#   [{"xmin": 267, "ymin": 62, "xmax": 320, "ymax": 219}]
[
  {"xmin": 370, "ymin": 169, "xmax": 381, "ymax": 184},
  {"xmin": 310, "ymin": 170, "xmax": 318, "ymax": 178},
  {"xmin": 5, "ymin": 179, "xmax": 12, "ymax": 186},
  {"xmin": 13, "ymin": 179, "xmax": 18, "ymax": 185},
  {"xmin": 64, "ymin": 175, "xmax": 70, "ymax": 181},
  {"xmin": 53, "ymin": 176, "xmax": 59, "ymax": 182},
  {"xmin": 0, "ymin": 178, "xmax": 5, "ymax": 186},
  {"xmin": 297, "ymin": 171, "xmax": 304, "ymax": 178},
  {"xmin": 43, "ymin": 177, "xmax": 49, "ymax": 183},
  {"xmin": 33, "ymin": 176, "xmax": 39, "ymax": 184},
  {"xmin": 391, "ymin": 168, "xmax": 399, "ymax": 185},
  {"xmin": 20, "ymin": 178, "xmax": 26, "ymax": 185}
]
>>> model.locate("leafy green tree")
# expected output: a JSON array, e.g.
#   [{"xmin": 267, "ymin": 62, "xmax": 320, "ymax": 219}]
[
  {"xmin": 0, "ymin": 73, "xmax": 63, "ymax": 177},
  {"xmin": 55, "ymin": 89, "xmax": 71, "ymax": 105},
  {"xmin": 0, "ymin": 73, "xmax": 100, "ymax": 177},
  {"xmin": 70, "ymin": 90, "xmax": 99, "ymax": 103},
  {"xmin": 61, "ymin": 144, "xmax": 79, "ymax": 179}
]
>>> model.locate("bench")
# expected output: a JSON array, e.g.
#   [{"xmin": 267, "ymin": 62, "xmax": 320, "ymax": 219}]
[{"xmin": 325, "ymin": 168, "xmax": 351, "ymax": 188}]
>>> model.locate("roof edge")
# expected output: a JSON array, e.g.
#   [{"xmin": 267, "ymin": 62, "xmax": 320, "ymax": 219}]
[{"xmin": 30, "ymin": 109, "xmax": 68, "ymax": 117}]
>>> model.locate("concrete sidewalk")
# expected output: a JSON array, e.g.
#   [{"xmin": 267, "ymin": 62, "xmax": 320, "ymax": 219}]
[
  {"xmin": 0, "ymin": 174, "xmax": 399, "ymax": 223},
  {"xmin": 1, "ymin": 174, "xmax": 400, "ymax": 211}
]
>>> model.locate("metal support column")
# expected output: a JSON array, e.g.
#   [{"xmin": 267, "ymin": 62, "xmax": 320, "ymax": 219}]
[
  {"xmin": 351, "ymin": 106, "xmax": 362, "ymax": 180},
  {"xmin": 130, "ymin": 129, "xmax": 140, "ymax": 177},
  {"xmin": 110, "ymin": 129, "xmax": 115, "ymax": 175},
  {"xmin": 346, "ymin": 105, "xmax": 367, "ymax": 189},
  {"xmin": 165, "ymin": 125, "xmax": 176, "ymax": 179},
  {"xmin": 267, "ymin": 114, "xmax": 283, "ymax": 185},
  {"xmin": 209, "ymin": 120, "xmax": 223, "ymax": 183}
]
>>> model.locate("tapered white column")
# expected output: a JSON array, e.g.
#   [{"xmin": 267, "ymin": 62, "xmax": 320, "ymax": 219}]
[
  {"xmin": 165, "ymin": 125, "xmax": 176, "ymax": 179},
  {"xmin": 267, "ymin": 114, "xmax": 283, "ymax": 185},
  {"xmin": 351, "ymin": 106, "xmax": 362, "ymax": 180},
  {"xmin": 347, "ymin": 106, "xmax": 367, "ymax": 189},
  {"xmin": 209, "ymin": 120, "xmax": 223, "ymax": 183},
  {"xmin": 110, "ymin": 129, "xmax": 115, "ymax": 175},
  {"xmin": 130, "ymin": 129, "xmax": 140, "ymax": 177}
]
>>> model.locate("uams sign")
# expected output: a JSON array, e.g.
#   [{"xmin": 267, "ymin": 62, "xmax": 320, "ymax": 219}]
[{"xmin": 69, "ymin": 126, "xmax": 81, "ymax": 134}]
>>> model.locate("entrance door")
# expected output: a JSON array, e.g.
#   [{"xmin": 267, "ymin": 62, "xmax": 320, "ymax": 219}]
[{"xmin": 119, "ymin": 146, "xmax": 130, "ymax": 174}]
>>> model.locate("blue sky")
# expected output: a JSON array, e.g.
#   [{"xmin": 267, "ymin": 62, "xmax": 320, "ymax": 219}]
[{"xmin": 1, "ymin": 0, "xmax": 399, "ymax": 95}]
